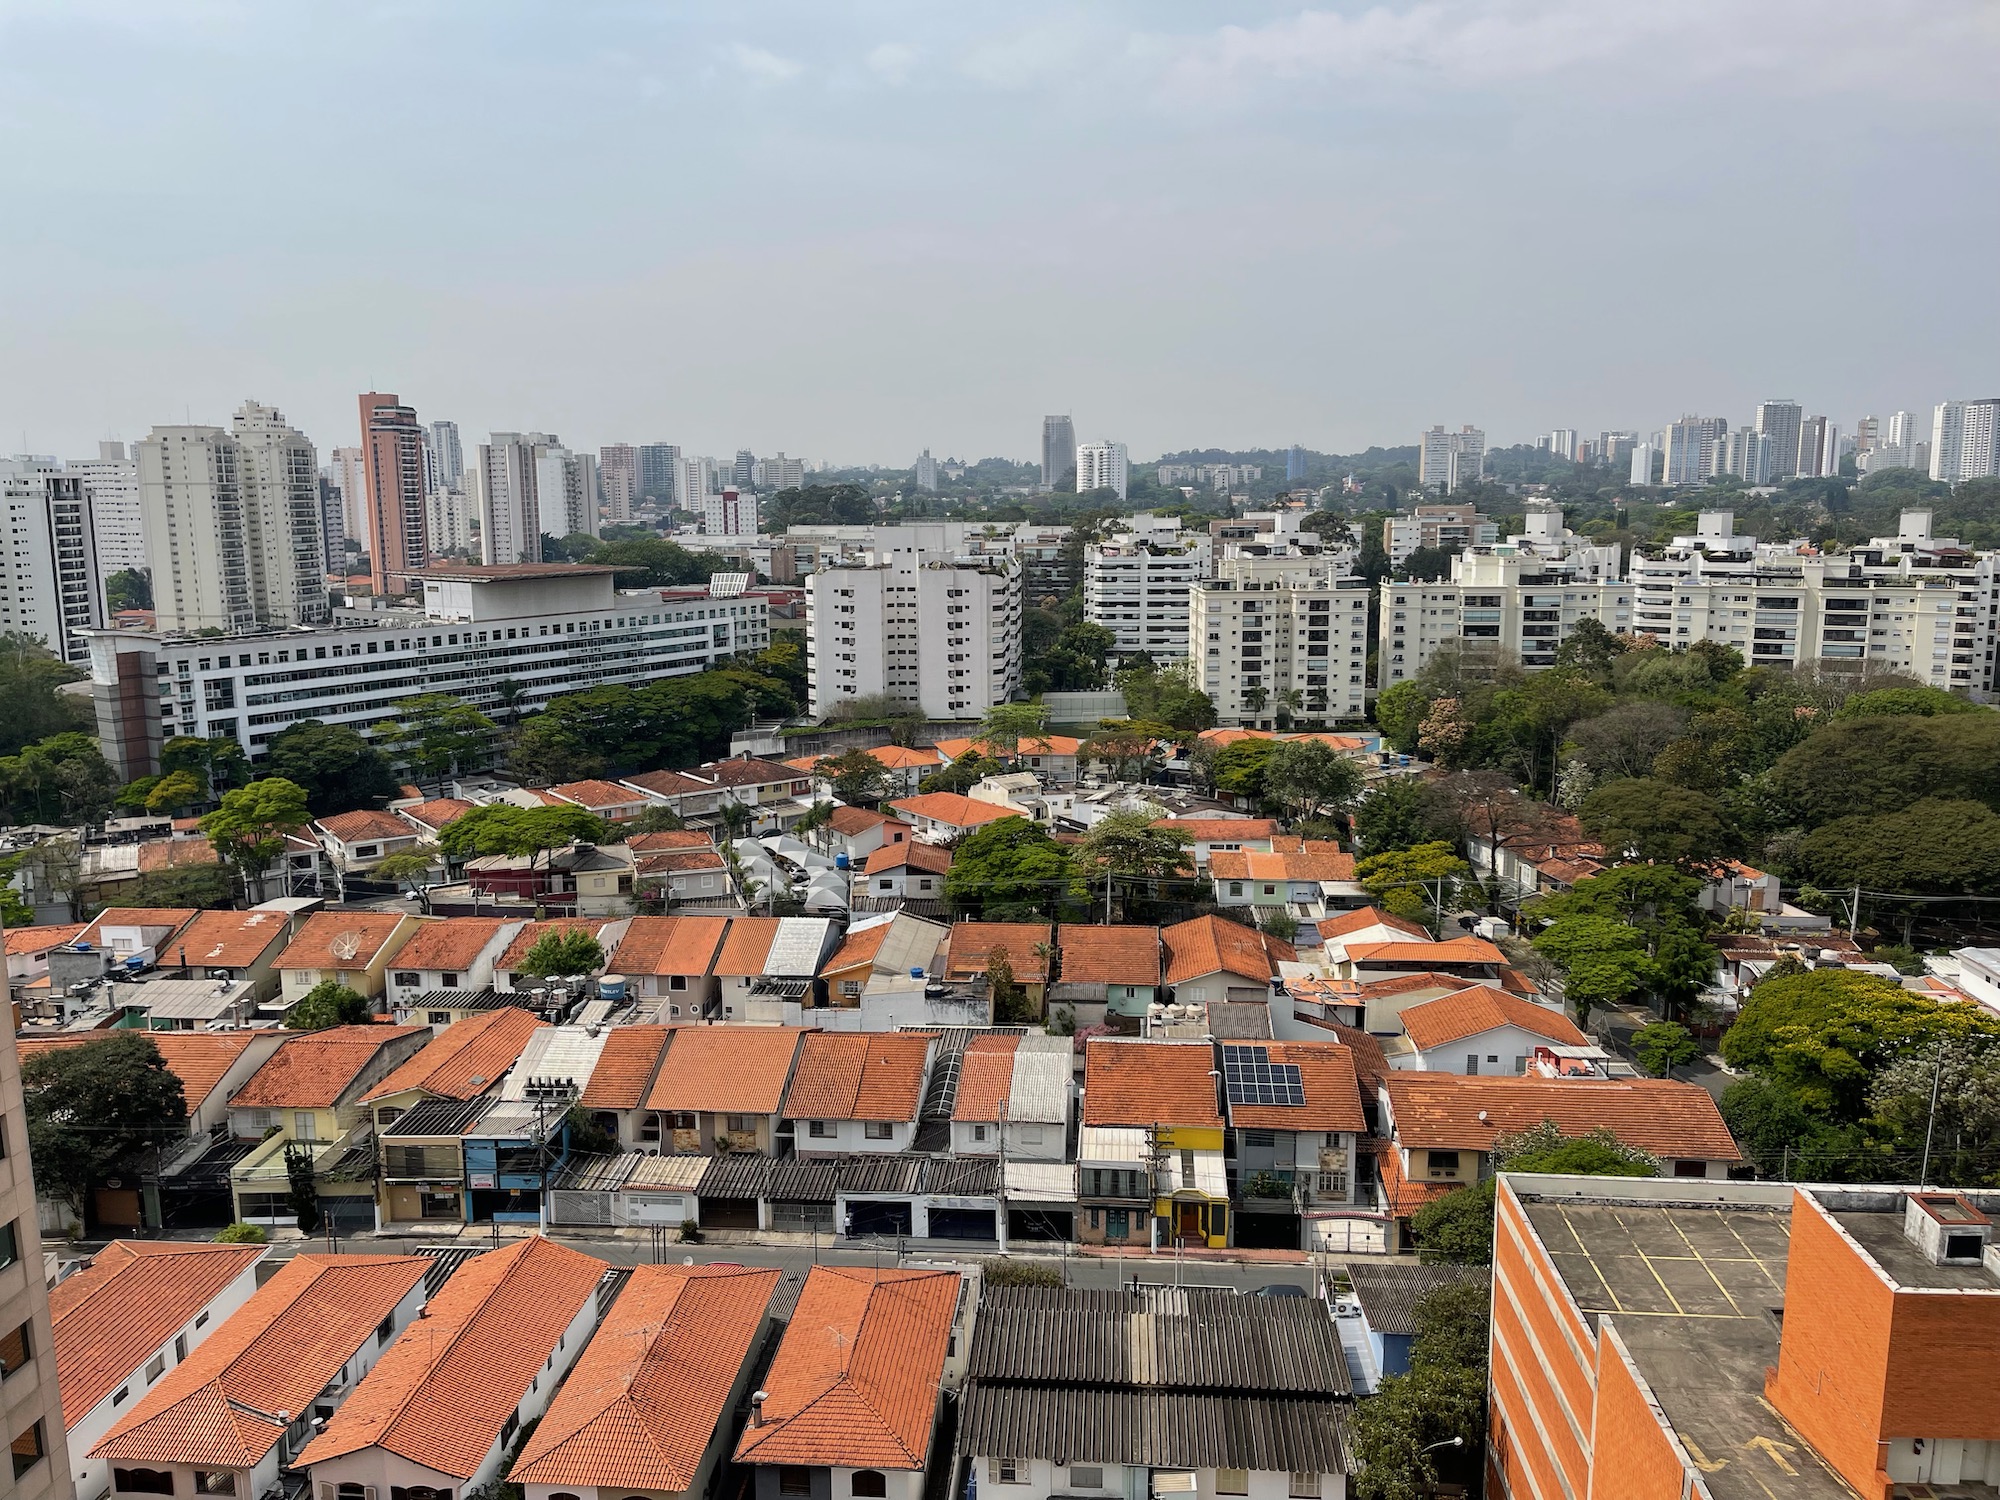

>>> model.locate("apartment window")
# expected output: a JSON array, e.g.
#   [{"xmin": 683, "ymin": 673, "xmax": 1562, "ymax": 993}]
[
  {"xmin": 1289, "ymin": 1475, "xmax": 1320, "ymax": 1498},
  {"xmin": 987, "ymin": 1459, "xmax": 1027, "ymax": 1484},
  {"xmin": 725, "ymin": 1114, "xmax": 754, "ymax": 1133},
  {"xmin": 0, "ymin": 1219, "xmax": 16, "ymax": 1270},
  {"xmin": 665, "ymin": 1111, "xmax": 697, "ymax": 1130},
  {"xmin": 378, "ymin": 1314, "xmax": 396, "ymax": 1346},
  {"xmin": 1216, "ymin": 1471, "xmax": 1249, "ymax": 1496},
  {"xmin": 11, "ymin": 1420, "xmax": 47, "ymax": 1480},
  {"xmin": 852, "ymin": 1472, "xmax": 888, "ymax": 1498},
  {"xmin": 972, "ymin": 1124, "xmax": 988, "ymax": 1142},
  {"xmin": 1244, "ymin": 1130, "xmax": 1275, "ymax": 1148},
  {"xmin": 1068, "ymin": 1469, "xmax": 1104, "ymax": 1491},
  {"xmin": 780, "ymin": 1468, "xmax": 814, "ymax": 1496},
  {"xmin": 0, "ymin": 1321, "xmax": 28, "ymax": 1378},
  {"xmin": 194, "ymin": 1472, "xmax": 239, "ymax": 1496},
  {"xmin": 145, "ymin": 1352, "xmax": 167, "ymax": 1383},
  {"xmin": 394, "ymin": 971, "xmax": 421, "ymax": 987},
  {"xmin": 864, "ymin": 1121, "xmax": 894, "ymax": 1140},
  {"xmin": 808, "ymin": 1120, "xmax": 833, "ymax": 1138}
]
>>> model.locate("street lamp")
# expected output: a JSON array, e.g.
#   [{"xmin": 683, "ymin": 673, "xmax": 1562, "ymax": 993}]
[{"xmin": 1421, "ymin": 1438, "xmax": 1465, "ymax": 1456}]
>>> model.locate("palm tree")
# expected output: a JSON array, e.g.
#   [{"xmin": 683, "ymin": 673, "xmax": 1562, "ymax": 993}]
[
  {"xmin": 1274, "ymin": 688, "xmax": 1304, "ymax": 731},
  {"xmin": 1242, "ymin": 685, "xmax": 1269, "ymax": 723}
]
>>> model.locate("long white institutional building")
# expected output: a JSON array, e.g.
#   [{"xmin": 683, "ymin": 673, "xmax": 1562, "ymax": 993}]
[
  {"xmin": 88, "ymin": 564, "xmax": 770, "ymax": 780},
  {"xmin": 1379, "ymin": 508, "xmax": 1998, "ymax": 699}
]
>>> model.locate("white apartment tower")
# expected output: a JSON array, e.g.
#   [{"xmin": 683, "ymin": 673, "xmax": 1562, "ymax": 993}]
[
  {"xmin": 1663, "ymin": 416, "xmax": 1727, "ymax": 486},
  {"xmin": 699, "ymin": 488, "xmax": 755, "ymax": 537},
  {"xmin": 329, "ymin": 446, "xmax": 369, "ymax": 553},
  {"xmin": 1717, "ymin": 427, "xmax": 1776, "ymax": 485},
  {"xmin": 805, "ymin": 547, "xmax": 1022, "ymax": 720},
  {"xmin": 1083, "ymin": 514, "xmax": 1211, "ymax": 660},
  {"xmin": 1076, "ymin": 441, "xmax": 1129, "ymax": 501},
  {"xmin": 67, "ymin": 442, "xmax": 146, "ymax": 587},
  {"xmin": 1930, "ymin": 399, "xmax": 2000, "ymax": 484},
  {"xmin": 426, "ymin": 419, "xmax": 464, "ymax": 488},
  {"xmin": 760, "ymin": 452, "xmax": 806, "ymax": 491},
  {"xmin": 1194, "ymin": 544, "xmax": 1371, "ymax": 727},
  {"xmin": 475, "ymin": 431, "xmax": 575, "ymax": 565},
  {"xmin": 1418, "ymin": 425, "xmax": 1485, "ymax": 492},
  {"xmin": 915, "ymin": 450, "xmax": 938, "ymax": 493},
  {"xmin": 0, "ymin": 458, "xmax": 104, "ymax": 663},
  {"xmin": 232, "ymin": 402, "xmax": 330, "ymax": 627}
]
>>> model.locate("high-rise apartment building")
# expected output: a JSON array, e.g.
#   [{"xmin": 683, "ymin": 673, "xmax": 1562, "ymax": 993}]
[
  {"xmin": 535, "ymin": 444, "xmax": 596, "ymax": 541},
  {"xmin": 1381, "ymin": 503, "xmax": 1498, "ymax": 566},
  {"xmin": 318, "ymin": 474, "xmax": 346, "ymax": 569},
  {"xmin": 233, "ymin": 401, "xmax": 329, "ymax": 626},
  {"xmin": 0, "ymin": 458, "xmax": 104, "ymax": 663},
  {"xmin": 1076, "ymin": 441, "xmax": 1129, "ymax": 501},
  {"xmin": 1546, "ymin": 428, "xmax": 1579, "ymax": 461},
  {"xmin": 1854, "ymin": 414, "xmax": 1880, "ymax": 455},
  {"xmin": 638, "ymin": 443, "xmax": 680, "ymax": 504},
  {"xmin": 1418, "ymin": 425, "xmax": 1485, "ymax": 492},
  {"xmin": 805, "ymin": 546, "xmax": 1022, "ymax": 719},
  {"xmin": 599, "ymin": 444, "xmax": 638, "ymax": 521},
  {"xmin": 1596, "ymin": 431, "xmax": 1637, "ymax": 470},
  {"xmin": 1930, "ymin": 398, "xmax": 2000, "ymax": 484},
  {"xmin": 914, "ymin": 449, "xmax": 937, "ymax": 493},
  {"xmin": 1040, "ymin": 415, "xmax": 1076, "ymax": 491},
  {"xmin": 426, "ymin": 419, "xmax": 463, "ymax": 488},
  {"xmin": 1628, "ymin": 441, "xmax": 1656, "ymax": 485},
  {"xmin": 357, "ymin": 393, "xmax": 428, "ymax": 595},
  {"xmin": 1795, "ymin": 414, "xmax": 1838, "ymax": 478},
  {"xmin": 64, "ymin": 442, "xmax": 145, "ymax": 588},
  {"xmin": 699, "ymin": 488, "xmax": 755, "ymax": 536},
  {"xmin": 328, "ymin": 446, "xmax": 368, "ymax": 554},
  {"xmin": 427, "ymin": 482, "xmax": 472, "ymax": 555},
  {"xmin": 1083, "ymin": 514, "xmax": 1211, "ymax": 660},
  {"xmin": 0, "ymin": 1025, "xmax": 75, "ymax": 1500},
  {"xmin": 732, "ymin": 450, "xmax": 756, "ymax": 489},
  {"xmin": 1286, "ymin": 444, "xmax": 1306, "ymax": 483},
  {"xmin": 1193, "ymin": 538, "xmax": 1370, "ymax": 726},
  {"xmin": 475, "ymin": 432, "xmax": 552, "ymax": 565},
  {"xmin": 1715, "ymin": 426, "xmax": 1776, "ymax": 484},
  {"xmin": 1662, "ymin": 415, "xmax": 1727, "ymax": 485},
  {"xmin": 758, "ymin": 452, "xmax": 805, "ymax": 492},
  {"xmin": 679, "ymin": 455, "xmax": 716, "ymax": 511},
  {"xmin": 1755, "ymin": 399, "xmax": 1804, "ymax": 481}
]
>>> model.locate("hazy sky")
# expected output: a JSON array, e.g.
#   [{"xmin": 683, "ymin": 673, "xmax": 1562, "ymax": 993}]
[{"xmin": 4, "ymin": 1, "xmax": 1997, "ymax": 466}]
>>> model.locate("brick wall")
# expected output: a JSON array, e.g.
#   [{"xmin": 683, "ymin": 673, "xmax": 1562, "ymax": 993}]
[
  {"xmin": 1489, "ymin": 1183, "xmax": 1600, "ymax": 1500},
  {"xmin": 1588, "ymin": 1325, "xmax": 1694, "ymax": 1500}
]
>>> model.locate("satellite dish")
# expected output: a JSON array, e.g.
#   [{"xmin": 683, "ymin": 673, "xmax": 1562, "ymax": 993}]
[{"xmin": 330, "ymin": 931, "xmax": 363, "ymax": 962}]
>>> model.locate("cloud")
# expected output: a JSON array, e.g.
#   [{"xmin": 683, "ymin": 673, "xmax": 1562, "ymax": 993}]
[
  {"xmin": 865, "ymin": 42, "xmax": 919, "ymax": 85},
  {"xmin": 730, "ymin": 43, "xmax": 803, "ymax": 85}
]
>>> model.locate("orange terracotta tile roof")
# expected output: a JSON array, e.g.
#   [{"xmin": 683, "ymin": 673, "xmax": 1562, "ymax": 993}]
[
  {"xmin": 951, "ymin": 1035, "xmax": 1022, "ymax": 1122},
  {"xmin": 622, "ymin": 768, "xmax": 710, "ymax": 799},
  {"xmin": 51, "ymin": 1241, "xmax": 267, "ymax": 1424},
  {"xmin": 732, "ymin": 1267, "xmax": 960, "ymax": 1470},
  {"xmin": 822, "ymin": 923, "xmax": 892, "ymax": 976},
  {"xmin": 400, "ymin": 796, "xmax": 476, "ymax": 831},
  {"xmin": 361, "ymin": 1009, "xmax": 546, "ymax": 1104},
  {"xmin": 831, "ymin": 805, "xmax": 912, "ymax": 836},
  {"xmin": 89, "ymin": 1253, "xmax": 430, "ymax": 1469},
  {"xmin": 1221, "ymin": 1041, "xmax": 1367, "ymax": 1133},
  {"xmin": 783, "ymin": 1033, "xmax": 932, "ymax": 1122},
  {"xmin": 1398, "ymin": 986, "xmax": 1588, "ymax": 1053},
  {"xmin": 156, "ymin": 907, "xmax": 294, "ymax": 970},
  {"xmin": 579, "ymin": 1025, "xmax": 675, "ymax": 1110},
  {"xmin": 1347, "ymin": 937, "xmax": 1505, "ymax": 965},
  {"xmin": 136, "ymin": 838, "xmax": 221, "ymax": 874},
  {"xmin": 1209, "ymin": 848, "xmax": 1356, "ymax": 882},
  {"xmin": 497, "ymin": 918, "xmax": 607, "ymax": 970},
  {"xmin": 296, "ymin": 1237, "xmax": 608, "ymax": 1479},
  {"xmin": 714, "ymin": 917, "xmax": 782, "ymax": 976},
  {"xmin": 944, "ymin": 922, "xmax": 1053, "ymax": 983},
  {"xmin": 16, "ymin": 1032, "xmax": 266, "ymax": 1112},
  {"xmin": 1152, "ymin": 818, "xmax": 1281, "ymax": 843},
  {"xmin": 1318, "ymin": 1019, "xmax": 1392, "ymax": 1093},
  {"xmin": 864, "ymin": 841, "xmax": 951, "ymax": 875},
  {"xmin": 1355, "ymin": 972, "xmax": 1475, "ymax": 1001},
  {"xmin": 931, "ymin": 735, "xmax": 1081, "ymax": 760},
  {"xmin": 887, "ymin": 793, "xmax": 1018, "ymax": 830},
  {"xmin": 274, "ymin": 911, "xmax": 411, "ymax": 971},
  {"xmin": 867, "ymin": 744, "xmax": 946, "ymax": 770},
  {"xmin": 551, "ymin": 778, "xmax": 650, "ymax": 809},
  {"xmin": 625, "ymin": 829, "xmax": 720, "ymax": 852},
  {"xmin": 1054, "ymin": 925, "xmax": 1161, "ymax": 987},
  {"xmin": 1382, "ymin": 1075, "xmax": 1742, "ymax": 1160},
  {"xmin": 1376, "ymin": 1143, "xmax": 1455, "ymax": 1218},
  {"xmin": 635, "ymin": 847, "xmax": 728, "ymax": 876},
  {"xmin": 4, "ymin": 922, "xmax": 84, "ymax": 956},
  {"xmin": 1320, "ymin": 907, "xmax": 1431, "ymax": 941},
  {"xmin": 509, "ymin": 1265, "xmax": 781, "ymax": 1489},
  {"xmin": 230, "ymin": 1025, "xmax": 424, "ymax": 1110},
  {"xmin": 1081, "ymin": 1040, "xmax": 1224, "ymax": 1128},
  {"xmin": 1196, "ymin": 727, "xmax": 1274, "ymax": 747},
  {"xmin": 1161, "ymin": 915, "xmax": 1294, "ymax": 985},
  {"xmin": 316, "ymin": 808, "xmax": 415, "ymax": 843},
  {"xmin": 611, "ymin": 916, "xmax": 730, "ymax": 977},
  {"xmin": 644, "ymin": 1026, "xmax": 804, "ymax": 1116},
  {"xmin": 388, "ymin": 916, "xmax": 513, "ymax": 973}
]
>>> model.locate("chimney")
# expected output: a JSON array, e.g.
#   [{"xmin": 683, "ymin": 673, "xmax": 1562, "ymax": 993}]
[
  {"xmin": 1903, "ymin": 1191, "xmax": 1991, "ymax": 1267},
  {"xmin": 750, "ymin": 1391, "xmax": 768, "ymax": 1427}
]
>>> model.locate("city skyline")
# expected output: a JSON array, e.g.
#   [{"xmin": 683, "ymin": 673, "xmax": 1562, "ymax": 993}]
[{"xmin": 2, "ymin": 2, "xmax": 1996, "ymax": 460}]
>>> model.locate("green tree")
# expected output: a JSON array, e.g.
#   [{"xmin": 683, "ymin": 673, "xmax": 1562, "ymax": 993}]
[
  {"xmin": 113, "ymin": 865, "xmax": 235, "ymax": 910},
  {"xmin": 0, "ymin": 633, "xmax": 93, "ymax": 756},
  {"xmin": 285, "ymin": 981, "xmax": 372, "ymax": 1030},
  {"xmin": 372, "ymin": 848, "xmax": 438, "ymax": 894},
  {"xmin": 509, "ymin": 716, "xmax": 608, "ymax": 784},
  {"xmin": 21, "ymin": 1033, "xmax": 188, "ymax": 1224},
  {"xmin": 979, "ymin": 702, "xmax": 1050, "ymax": 758},
  {"xmin": 944, "ymin": 816, "xmax": 1073, "ymax": 921},
  {"xmin": 143, "ymin": 769, "xmax": 206, "ymax": 816},
  {"xmin": 1205, "ymin": 737, "xmax": 1280, "ymax": 801},
  {"xmin": 1565, "ymin": 701, "xmax": 1688, "ymax": 781},
  {"xmin": 212, "ymin": 1222, "xmax": 267, "ymax": 1244},
  {"xmin": 1354, "ymin": 842, "xmax": 1468, "ymax": 923},
  {"xmin": 264, "ymin": 719, "xmax": 401, "ymax": 815},
  {"xmin": 436, "ymin": 803, "xmax": 610, "ymax": 860},
  {"xmin": 1532, "ymin": 914, "xmax": 1652, "ymax": 1025},
  {"xmin": 1074, "ymin": 812, "xmax": 1192, "ymax": 919},
  {"xmin": 160, "ymin": 735, "xmax": 251, "ymax": 798},
  {"xmin": 1552, "ymin": 617, "xmax": 1629, "ymax": 679},
  {"xmin": 626, "ymin": 803, "xmax": 686, "ymax": 833},
  {"xmin": 1832, "ymin": 686, "xmax": 1980, "ymax": 720},
  {"xmin": 200, "ymin": 776, "xmax": 313, "ymax": 902},
  {"xmin": 518, "ymin": 926, "xmax": 606, "ymax": 978},
  {"xmin": 1579, "ymin": 777, "xmax": 1730, "ymax": 868},
  {"xmin": 1351, "ymin": 777, "xmax": 1458, "ymax": 858},
  {"xmin": 0, "ymin": 731, "xmax": 118, "ymax": 824},
  {"xmin": 1372, "ymin": 680, "xmax": 1431, "ymax": 755},
  {"xmin": 284, "ymin": 1140, "xmax": 322, "ymax": 1234},
  {"xmin": 919, "ymin": 751, "xmax": 1004, "ymax": 796},
  {"xmin": 986, "ymin": 947, "xmax": 1032, "ymax": 1024},
  {"xmin": 1632, "ymin": 1022, "xmax": 1702, "ymax": 1078},
  {"xmin": 1409, "ymin": 1180, "xmax": 1497, "ymax": 1265},
  {"xmin": 1113, "ymin": 658, "xmax": 1216, "ymax": 731},
  {"xmin": 385, "ymin": 694, "xmax": 498, "ymax": 790},
  {"xmin": 1262, "ymin": 738, "xmax": 1364, "ymax": 825},
  {"xmin": 1766, "ymin": 712, "xmax": 2000, "ymax": 828},
  {"xmin": 105, "ymin": 567, "xmax": 153, "ymax": 611},
  {"xmin": 818, "ymin": 747, "xmax": 891, "ymax": 807},
  {"xmin": 585, "ymin": 535, "xmax": 719, "ymax": 586},
  {"xmin": 1794, "ymin": 798, "xmax": 2000, "ymax": 895}
]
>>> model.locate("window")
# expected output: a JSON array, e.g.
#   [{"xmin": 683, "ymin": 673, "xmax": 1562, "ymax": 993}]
[
  {"xmin": 145, "ymin": 1352, "xmax": 167, "ymax": 1383},
  {"xmin": 852, "ymin": 1472, "xmax": 888, "ymax": 1498},
  {"xmin": 395, "ymin": 971, "xmax": 421, "ymax": 987},
  {"xmin": 972, "ymin": 1124, "xmax": 987, "ymax": 1142},
  {"xmin": 0, "ymin": 1220, "xmax": 15, "ymax": 1270},
  {"xmin": 7, "ymin": 1425, "xmax": 43, "ymax": 1482},
  {"xmin": 176, "ymin": 1332, "xmax": 189, "ymax": 1361},
  {"xmin": 780, "ymin": 1468, "xmax": 815, "ymax": 1495},
  {"xmin": 808, "ymin": 1120, "xmax": 833, "ymax": 1138},
  {"xmin": 115, "ymin": 1466, "xmax": 176, "ymax": 1494},
  {"xmin": 294, "ymin": 1112, "xmax": 319, "ymax": 1141},
  {"xmin": 1243, "ymin": 1130, "xmax": 1275, "ymax": 1148},
  {"xmin": 339, "ymin": 1486, "xmax": 368, "ymax": 1500},
  {"xmin": 1289, "ymin": 1475, "xmax": 1320, "ymax": 1498},
  {"xmin": 665, "ymin": 1111, "xmax": 697, "ymax": 1131},
  {"xmin": 195, "ymin": 1472, "xmax": 239, "ymax": 1496},
  {"xmin": 1068, "ymin": 1468, "xmax": 1104, "ymax": 1490},
  {"xmin": 113, "ymin": 1385, "xmax": 130, "ymax": 1406},
  {"xmin": 378, "ymin": 1314, "xmax": 396, "ymax": 1346},
  {"xmin": 1427, "ymin": 1151, "xmax": 1460, "ymax": 1178},
  {"xmin": 864, "ymin": 1121, "xmax": 894, "ymax": 1140},
  {"xmin": 1672, "ymin": 1160, "xmax": 1707, "ymax": 1178},
  {"xmin": 1216, "ymin": 1471, "xmax": 1249, "ymax": 1496},
  {"xmin": 0, "ymin": 1322, "xmax": 28, "ymax": 1378},
  {"xmin": 725, "ymin": 1114, "xmax": 754, "ymax": 1133},
  {"xmin": 987, "ymin": 1459, "xmax": 1027, "ymax": 1484}
]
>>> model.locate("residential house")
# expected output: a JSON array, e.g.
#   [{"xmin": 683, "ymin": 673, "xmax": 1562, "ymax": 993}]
[
  {"xmin": 1335, "ymin": 936, "xmax": 1506, "ymax": 988},
  {"xmin": 949, "ymin": 1033, "xmax": 1072, "ymax": 1161},
  {"xmin": 1081, "ymin": 1040, "xmax": 1229, "ymax": 1248},
  {"xmin": 810, "ymin": 914, "xmax": 969, "ymax": 1030},
  {"xmin": 943, "ymin": 923, "xmax": 1053, "ymax": 1011},
  {"xmin": 959, "ymin": 1285, "xmax": 1352, "ymax": 1500},
  {"xmin": 298, "ymin": 1237, "xmax": 608, "ymax": 1500},
  {"xmin": 138, "ymin": 907, "xmax": 297, "ymax": 1005},
  {"xmin": 465, "ymin": 842, "xmax": 638, "ymax": 916},
  {"xmin": 1162, "ymin": 915, "xmax": 1294, "ymax": 1008},
  {"xmin": 78, "ymin": 836, "xmax": 229, "ymax": 906},
  {"xmin": 51, "ymin": 1240, "xmax": 268, "ymax": 1500},
  {"xmin": 887, "ymin": 792, "xmax": 1019, "ymax": 843},
  {"xmin": 1396, "ymin": 985, "xmax": 1588, "ymax": 1074},
  {"xmin": 1464, "ymin": 810, "xmax": 1606, "ymax": 900},
  {"xmin": 577, "ymin": 1024, "xmax": 674, "ymax": 1149},
  {"xmin": 5, "ymin": 922, "xmax": 85, "ymax": 1000},
  {"xmin": 509, "ymin": 1265, "xmax": 783, "ymax": 1500},
  {"xmin": 1049, "ymin": 924, "xmax": 1160, "ymax": 1029},
  {"xmin": 858, "ymin": 841, "xmax": 951, "ymax": 909},
  {"xmin": 271, "ymin": 911, "xmax": 422, "ymax": 1007},
  {"xmin": 1210, "ymin": 845, "xmax": 1359, "ymax": 926},
  {"xmin": 40, "ymin": 908, "xmax": 198, "ymax": 1014},
  {"xmin": 783, "ymin": 1032, "xmax": 936, "ymax": 1154},
  {"xmin": 87, "ymin": 1253, "xmax": 429, "ymax": 1500},
  {"xmin": 1152, "ymin": 817, "xmax": 1280, "ymax": 871},
  {"xmin": 812, "ymin": 745, "xmax": 943, "ymax": 800},
  {"xmin": 376, "ymin": 1096, "xmax": 487, "ymax": 1227},
  {"xmin": 547, "ymin": 777, "xmax": 657, "ymax": 822},
  {"xmin": 713, "ymin": 916, "xmax": 840, "ymax": 1022},
  {"xmin": 1316, "ymin": 908, "xmax": 1431, "ymax": 967},
  {"xmin": 501, "ymin": 1023, "xmax": 609, "ymax": 1102},
  {"xmin": 1220, "ymin": 1041, "xmax": 1368, "ymax": 1251},
  {"xmin": 314, "ymin": 809, "xmax": 424, "ymax": 877},
  {"xmin": 1341, "ymin": 1263, "xmax": 1488, "ymax": 1385},
  {"xmin": 605, "ymin": 915, "xmax": 730, "ymax": 1019},
  {"xmin": 619, "ymin": 768, "xmax": 729, "ymax": 825},
  {"xmin": 645, "ymin": 1025, "xmax": 805, "ymax": 1154},
  {"xmin": 628, "ymin": 831, "xmax": 737, "ymax": 908},
  {"xmin": 733, "ymin": 1267, "xmax": 963, "ymax": 1500},
  {"xmin": 826, "ymin": 805, "xmax": 917, "ymax": 864},
  {"xmin": 383, "ymin": 916, "xmax": 526, "ymax": 1016},
  {"xmin": 359, "ymin": 1007, "xmax": 546, "ymax": 1133},
  {"xmin": 493, "ymin": 918, "xmax": 626, "ymax": 995},
  {"xmin": 16, "ymin": 1031, "xmax": 283, "ymax": 1142},
  {"xmin": 933, "ymin": 733, "xmax": 1084, "ymax": 784},
  {"xmin": 395, "ymin": 796, "xmax": 475, "ymax": 842}
]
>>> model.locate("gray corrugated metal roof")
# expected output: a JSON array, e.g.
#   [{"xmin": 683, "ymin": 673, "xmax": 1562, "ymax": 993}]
[
  {"xmin": 382, "ymin": 1096, "xmax": 494, "ymax": 1139},
  {"xmin": 967, "ymin": 1286, "xmax": 1351, "ymax": 1396},
  {"xmin": 697, "ymin": 1154, "xmax": 775, "ymax": 1200},
  {"xmin": 924, "ymin": 1157, "xmax": 1001, "ymax": 1198},
  {"xmin": 549, "ymin": 1153, "xmax": 642, "ymax": 1192},
  {"xmin": 1341, "ymin": 1262, "xmax": 1489, "ymax": 1338},
  {"xmin": 959, "ymin": 1387, "xmax": 1350, "ymax": 1474}
]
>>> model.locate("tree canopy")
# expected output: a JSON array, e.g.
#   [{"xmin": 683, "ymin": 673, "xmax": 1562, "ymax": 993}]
[
  {"xmin": 22, "ymin": 1033, "xmax": 188, "ymax": 1221},
  {"xmin": 286, "ymin": 981, "xmax": 373, "ymax": 1030},
  {"xmin": 517, "ymin": 927, "xmax": 606, "ymax": 978},
  {"xmin": 436, "ymin": 803, "xmax": 610, "ymax": 859},
  {"xmin": 944, "ymin": 816, "xmax": 1073, "ymax": 921},
  {"xmin": 200, "ymin": 777, "xmax": 313, "ymax": 901},
  {"xmin": 264, "ymin": 719, "xmax": 401, "ymax": 816}
]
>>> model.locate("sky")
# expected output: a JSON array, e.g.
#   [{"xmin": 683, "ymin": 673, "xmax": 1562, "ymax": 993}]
[{"xmin": 3, "ymin": 0, "xmax": 1998, "ymax": 467}]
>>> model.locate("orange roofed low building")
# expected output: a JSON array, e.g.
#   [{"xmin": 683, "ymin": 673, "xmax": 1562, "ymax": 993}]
[
  {"xmin": 644, "ymin": 1025, "xmax": 806, "ymax": 1155},
  {"xmin": 783, "ymin": 1032, "xmax": 937, "ymax": 1155},
  {"xmin": 734, "ymin": 1266, "xmax": 964, "ymax": 1500},
  {"xmin": 577, "ymin": 1023, "xmax": 675, "ymax": 1149},
  {"xmin": 299, "ymin": 1236, "xmax": 609, "ymax": 1500},
  {"xmin": 509, "ymin": 1265, "xmax": 782, "ymax": 1500},
  {"xmin": 88, "ymin": 1253, "xmax": 431, "ymax": 1500},
  {"xmin": 271, "ymin": 910, "xmax": 422, "ymax": 1004},
  {"xmin": 1489, "ymin": 1176, "xmax": 2000, "ymax": 1500}
]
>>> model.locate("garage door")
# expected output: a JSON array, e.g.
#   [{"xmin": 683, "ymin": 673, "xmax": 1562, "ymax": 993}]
[
  {"xmin": 845, "ymin": 1199, "xmax": 913, "ymax": 1237},
  {"xmin": 929, "ymin": 1207, "xmax": 998, "ymax": 1242}
]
